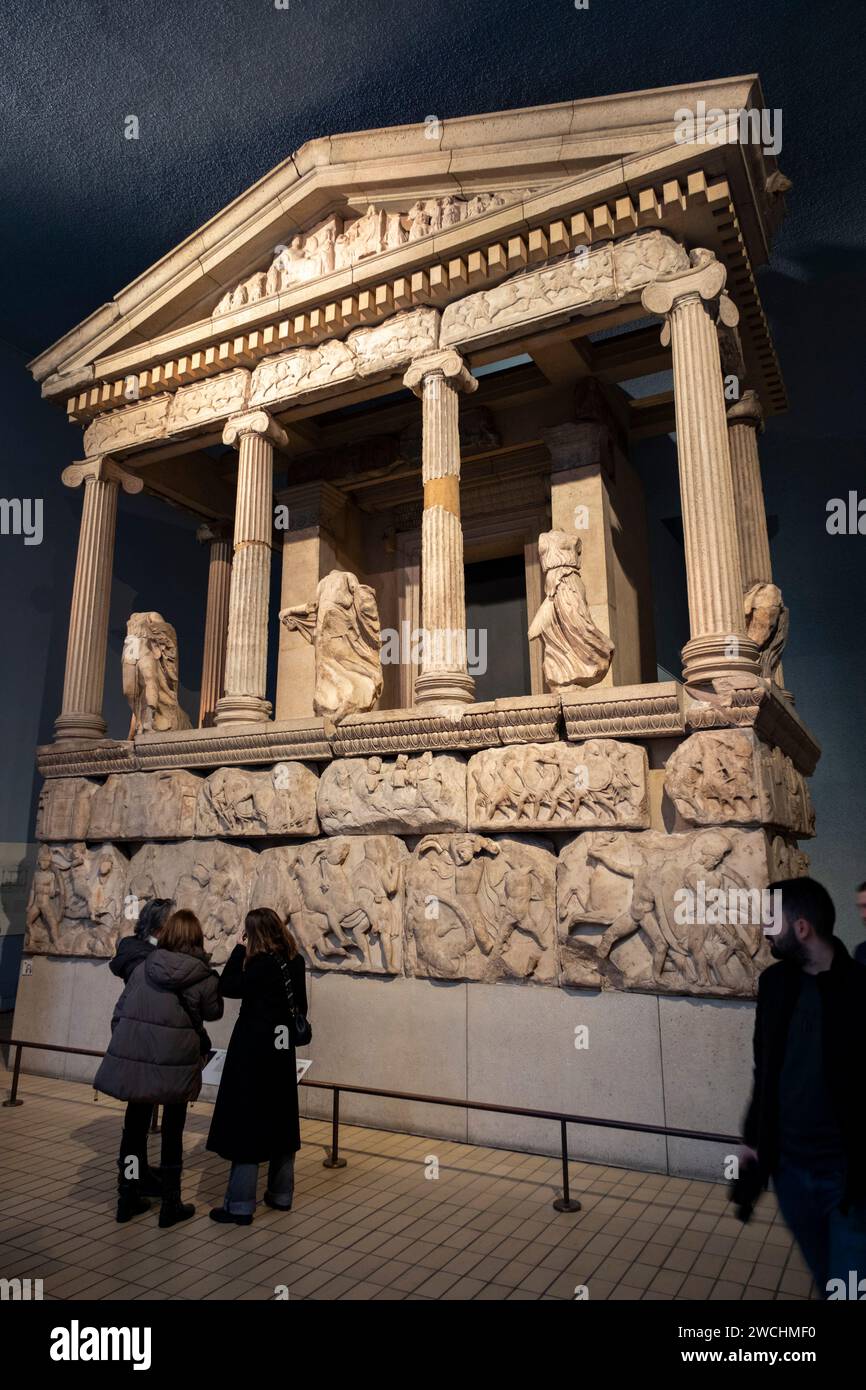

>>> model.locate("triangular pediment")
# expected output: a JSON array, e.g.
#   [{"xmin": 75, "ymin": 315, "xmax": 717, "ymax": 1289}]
[{"xmin": 30, "ymin": 74, "xmax": 781, "ymax": 397}]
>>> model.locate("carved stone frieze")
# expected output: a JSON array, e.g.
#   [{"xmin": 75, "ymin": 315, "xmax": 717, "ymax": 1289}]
[
  {"xmin": 89, "ymin": 770, "xmax": 202, "ymax": 841},
  {"xmin": 318, "ymin": 752, "xmax": 467, "ymax": 835},
  {"xmin": 128, "ymin": 839, "xmax": 257, "ymax": 965},
  {"xmin": 253, "ymin": 836, "xmax": 407, "ymax": 974},
  {"xmin": 561, "ymin": 682, "xmax": 686, "ymax": 741},
  {"xmin": 26, "ymin": 842, "xmax": 129, "ymax": 957},
  {"xmin": 665, "ymin": 730, "xmax": 814, "ymax": 837},
  {"xmin": 468, "ymin": 740, "xmax": 649, "ymax": 832},
  {"xmin": 197, "ymin": 764, "xmax": 319, "ymax": 837},
  {"xmin": 557, "ymin": 828, "xmax": 776, "ymax": 998},
  {"xmin": 36, "ymin": 778, "xmax": 98, "ymax": 840}
]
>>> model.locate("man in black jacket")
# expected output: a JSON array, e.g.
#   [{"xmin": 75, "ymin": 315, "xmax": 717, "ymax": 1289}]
[
  {"xmin": 110, "ymin": 898, "xmax": 173, "ymax": 982},
  {"xmin": 742, "ymin": 877, "xmax": 866, "ymax": 1298},
  {"xmin": 854, "ymin": 881, "xmax": 866, "ymax": 967}
]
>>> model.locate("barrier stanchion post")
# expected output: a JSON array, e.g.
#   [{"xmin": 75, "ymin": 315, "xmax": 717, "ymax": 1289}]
[
  {"xmin": 3, "ymin": 1043, "xmax": 24, "ymax": 1107},
  {"xmin": 553, "ymin": 1118, "xmax": 581, "ymax": 1213},
  {"xmin": 149, "ymin": 1103, "xmax": 161, "ymax": 1135},
  {"xmin": 323, "ymin": 1086, "xmax": 347, "ymax": 1169}
]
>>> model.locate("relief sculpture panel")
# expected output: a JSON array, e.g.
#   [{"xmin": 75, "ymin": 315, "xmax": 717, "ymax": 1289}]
[
  {"xmin": 253, "ymin": 836, "xmax": 407, "ymax": 975},
  {"xmin": 318, "ymin": 752, "xmax": 467, "ymax": 835},
  {"xmin": 89, "ymin": 770, "xmax": 201, "ymax": 841},
  {"xmin": 196, "ymin": 764, "xmax": 319, "ymax": 837},
  {"xmin": 127, "ymin": 840, "xmax": 257, "ymax": 965},
  {"xmin": 405, "ymin": 833, "xmax": 558, "ymax": 985},
  {"xmin": 557, "ymin": 828, "xmax": 775, "ymax": 998},
  {"xmin": 665, "ymin": 730, "xmax": 814, "ymax": 837},
  {"xmin": 468, "ymin": 740, "xmax": 649, "ymax": 832},
  {"xmin": 26, "ymin": 842, "xmax": 129, "ymax": 957}
]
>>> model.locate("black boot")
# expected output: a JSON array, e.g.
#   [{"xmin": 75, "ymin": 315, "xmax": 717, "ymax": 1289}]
[
  {"xmin": 140, "ymin": 1167, "xmax": 163, "ymax": 1198},
  {"xmin": 116, "ymin": 1162, "xmax": 151, "ymax": 1224},
  {"xmin": 158, "ymin": 1165, "xmax": 195, "ymax": 1229}
]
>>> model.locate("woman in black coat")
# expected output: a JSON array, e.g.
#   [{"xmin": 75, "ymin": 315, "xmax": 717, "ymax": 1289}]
[{"xmin": 207, "ymin": 907, "xmax": 309, "ymax": 1226}]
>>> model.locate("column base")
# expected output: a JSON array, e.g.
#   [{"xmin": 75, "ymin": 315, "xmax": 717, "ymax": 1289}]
[
  {"xmin": 681, "ymin": 634, "xmax": 762, "ymax": 691},
  {"xmin": 53, "ymin": 711, "xmax": 108, "ymax": 744},
  {"xmin": 414, "ymin": 669, "xmax": 476, "ymax": 708},
  {"xmin": 213, "ymin": 694, "xmax": 272, "ymax": 727}
]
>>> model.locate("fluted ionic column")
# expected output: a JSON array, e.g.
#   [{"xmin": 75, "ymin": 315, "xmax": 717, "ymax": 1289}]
[
  {"xmin": 403, "ymin": 350, "xmax": 478, "ymax": 707},
  {"xmin": 214, "ymin": 410, "xmax": 287, "ymax": 727},
  {"xmin": 54, "ymin": 456, "xmax": 143, "ymax": 744},
  {"xmin": 726, "ymin": 390, "xmax": 772, "ymax": 587},
  {"xmin": 642, "ymin": 250, "xmax": 760, "ymax": 690},
  {"xmin": 196, "ymin": 522, "xmax": 232, "ymax": 727}
]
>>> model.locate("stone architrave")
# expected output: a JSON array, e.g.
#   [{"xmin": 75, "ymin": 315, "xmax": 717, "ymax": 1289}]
[
  {"xmin": 250, "ymin": 340, "xmax": 356, "ymax": 409},
  {"xmin": 664, "ymin": 730, "xmax": 814, "ymax": 837},
  {"xmin": 405, "ymin": 833, "xmax": 558, "ymax": 985},
  {"xmin": 346, "ymin": 307, "xmax": 440, "ymax": 378},
  {"xmin": 89, "ymin": 770, "xmax": 202, "ymax": 841},
  {"xmin": 440, "ymin": 230, "xmax": 689, "ymax": 351},
  {"xmin": 197, "ymin": 763, "xmax": 319, "ymax": 837},
  {"xmin": 128, "ymin": 839, "xmax": 257, "ymax": 964},
  {"xmin": 468, "ymin": 740, "xmax": 649, "ymax": 832},
  {"xmin": 25, "ymin": 841, "xmax": 128, "ymax": 957},
  {"xmin": 280, "ymin": 570, "xmax": 383, "ymax": 724},
  {"xmin": 253, "ymin": 836, "xmax": 407, "ymax": 975},
  {"xmin": 83, "ymin": 397, "xmax": 172, "ymax": 458},
  {"xmin": 528, "ymin": 530, "xmax": 614, "ymax": 689},
  {"xmin": 318, "ymin": 752, "xmax": 467, "ymax": 835},
  {"xmin": 36, "ymin": 778, "xmax": 97, "ymax": 840},
  {"xmin": 556, "ymin": 828, "xmax": 776, "ymax": 998},
  {"xmin": 122, "ymin": 612, "xmax": 192, "ymax": 736}
]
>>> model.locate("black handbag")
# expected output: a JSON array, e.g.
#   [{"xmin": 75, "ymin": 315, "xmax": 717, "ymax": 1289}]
[{"xmin": 279, "ymin": 956, "xmax": 312, "ymax": 1047}]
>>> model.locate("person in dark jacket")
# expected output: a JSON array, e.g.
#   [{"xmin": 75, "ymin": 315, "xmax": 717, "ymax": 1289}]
[
  {"xmin": 741, "ymin": 877, "xmax": 866, "ymax": 1298},
  {"xmin": 109, "ymin": 896, "xmax": 173, "ymax": 984},
  {"xmin": 207, "ymin": 908, "xmax": 309, "ymax": 1225},
  {"xmin": 854, "ymin": 881, "xmax": 866, "ymax": 967},
  {"xmin": 95, "ymin": 909, "xmax": 223, "ymax": 1228}
]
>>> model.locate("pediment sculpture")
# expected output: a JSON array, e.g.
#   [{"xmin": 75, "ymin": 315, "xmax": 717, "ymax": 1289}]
[{"xmin": 214, "ymin": 192, "xmax": 520, "ymax": 315}]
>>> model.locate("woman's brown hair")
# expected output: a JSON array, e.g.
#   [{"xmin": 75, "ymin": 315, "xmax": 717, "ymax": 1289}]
[
  {"xmin": 244, "ymin": 907, "xmax": 298, "ymax": 962},
  {"xmin": 159, "ymin": 909, "xmax": 204, "ymax": 955}
]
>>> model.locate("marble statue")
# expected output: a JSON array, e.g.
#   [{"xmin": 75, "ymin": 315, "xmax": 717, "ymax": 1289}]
[
  {"xmin": 528, "ymin": 531, "xmax": 614, "ymax": 689},
  {"xmin": 468, "ymin": 740, "xmax": 648, "ymax": 831},
  {"xmin": 557, "ymin": 828, "xmax": 775, "ymax": 997},
  {"xmin": 406, "ymin": 833, "xmax": 557, "ymax": 985},
  {"xmin": 744, "ymin": 581, "xmax": 789, "ymax": 684},
  {"xmin": 122, "ymin": 612, "xmax": 191, "ymax": 736},
  {"xmin": 280, "ymin": 570, "xmax": 383, "ymax": 723},
  {"xmin": 25, "ymin": 842, "xmax": 128, "ymax": 956}
]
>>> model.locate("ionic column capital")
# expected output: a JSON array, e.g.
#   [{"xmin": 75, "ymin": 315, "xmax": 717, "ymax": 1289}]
[
  {"xmin": 727, "ymin": 388, "xmax": 764, "ymax": 433},
  {"xmin": 62, "ymin": 456, "xmax": 144, "ymax": 494},
  {"xmin": 222, "ymin": 409, "xmax": 288, "ymax": 450},
  {"xmin": 641, "ymin": 248, "xmax": 739, "ymax": 344},
  {"xmin": 403, "ymin": 349, "xmax": 478, "ymax": 398}
]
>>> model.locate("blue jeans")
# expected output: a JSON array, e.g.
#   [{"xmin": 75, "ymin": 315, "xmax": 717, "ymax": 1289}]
[
  {"xmin": 774, "ymin": 1161, "xmax": 866, "ymax": 1298},
  {"xmin": 224, "ymin": 1154, "xmax": 295, "ymax": 1216}
]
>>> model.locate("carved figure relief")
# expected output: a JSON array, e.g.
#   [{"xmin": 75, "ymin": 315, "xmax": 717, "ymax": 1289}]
[
  {"xmin": 468, "ymin": 740, "xmax": 648, "ymax": 831},
  {"xmin": 250, "ymin": 339, "xmax": 355, "ymax": 407},
  {"xmin": 215, "ymin": 195, "xmax": 515, "ymax": 314},
  {"xmin": 253, "ymin": 836, "xmax": 407, "ymax": 974},
  {"xmin": 25, "ymin": 842, "xmax": 128, "ymax": 956},
  {"xmin": 89, "ymin": 770, "xmax": 201, "ymax": 841},
  {"xmin": 665, "ymin": 730, "xmax": 815, "ymax": 837},
  {"xmin": 197, "ymin": 764, "xmax": 319, "ymax": 838},
  {"xmin": 318, "ymin": 752, "xmax": 467, "ymax": 835},
  {"xmin": 528, "ymin": 531, "xmax": 614, "ymax": 689},
  {"xmin": 280, "ymin": 570, "xmax": 383, "ymax": 723},
  {"xmin": 128, "ymin": 840, "xmax": 256, "ymax": 964},
  {"xmin": 406, "ymin": 833, "xmax": 557, "ymax": 984},
  {"xmin": 122, "ymin": 612, "xmax": 191, "ymax": 735},
  {"xmin": 36, "ymin": 778, "xmax": 97, "ymax": 841},
  {"xmin": 557, "ymin": 828, "xmax": 774, "ymax": 997}
]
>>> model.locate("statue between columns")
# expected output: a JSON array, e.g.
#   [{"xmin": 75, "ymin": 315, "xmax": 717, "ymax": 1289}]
[{"xmin": 280, "ymin": 570, "xmax": 383, "ymax": 724}]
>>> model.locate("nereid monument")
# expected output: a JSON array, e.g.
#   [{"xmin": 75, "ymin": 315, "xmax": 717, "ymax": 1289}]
[{"xmin": 16, "ymin": 78, "xmax": 817, "ymax": 1174}]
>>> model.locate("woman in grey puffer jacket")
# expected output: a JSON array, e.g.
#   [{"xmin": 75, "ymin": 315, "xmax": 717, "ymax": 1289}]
[{"xmin": 95, "ymin": 909, "xmax": 223, "ymax": 1228}]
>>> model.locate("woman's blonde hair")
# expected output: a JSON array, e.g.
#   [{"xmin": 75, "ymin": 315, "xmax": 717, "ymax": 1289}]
[
  {"xmin": 244, "ymin": 907, "xmax": 298, "ymax": 962},
  {"xmin": 159, "ymin": 909, "xmax": 204, "ymax": 955}
]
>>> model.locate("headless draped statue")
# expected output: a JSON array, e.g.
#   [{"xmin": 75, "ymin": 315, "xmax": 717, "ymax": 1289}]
[
  {"xmin": 528, "ymin": 530, "xmax": 614, "ymax": 690},
  {"xmin": 744, "ymin": 581, "xmax": 790, "ymax": 690},
  {"xmin": 280, "ymin": 570, "xmax": 383, "ymax": 723},
  {"xmin": 122, "ymin": 611, "xmax": 191, "ymax": 736}
]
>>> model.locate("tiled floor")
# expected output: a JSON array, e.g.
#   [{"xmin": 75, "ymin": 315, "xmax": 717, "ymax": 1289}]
[{"xmin": 0, "ymin": 1069, "xmax": 814, "ymax": 1301}]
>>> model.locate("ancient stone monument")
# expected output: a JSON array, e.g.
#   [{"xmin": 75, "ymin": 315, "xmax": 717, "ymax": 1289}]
[{"xmin": 18, "ymin": 77, "xmax": 819, "ymax": 1172}]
